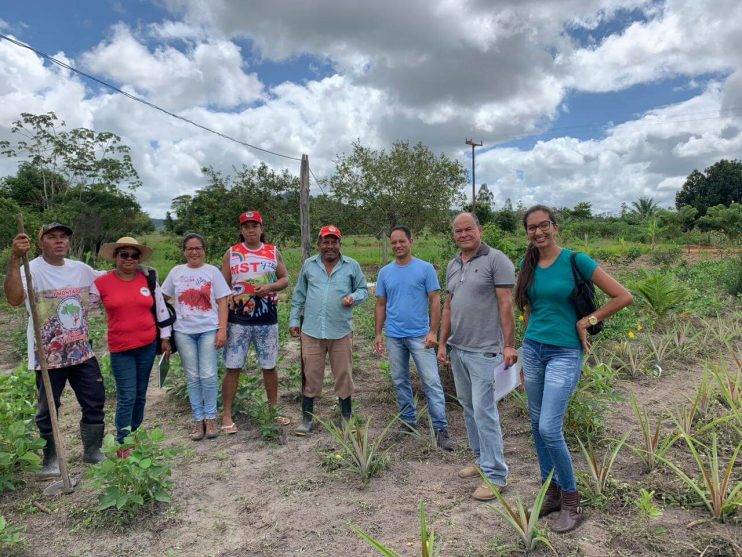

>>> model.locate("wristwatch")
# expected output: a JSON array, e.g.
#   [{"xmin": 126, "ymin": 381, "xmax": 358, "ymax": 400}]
[{"xmin": 587, "ymin": 315, "xmax": 598, "ymax": 326}]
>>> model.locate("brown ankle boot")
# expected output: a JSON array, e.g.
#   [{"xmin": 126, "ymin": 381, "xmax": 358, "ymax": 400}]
[
  {"xmin": 191, "ymin": 420, "xmax": 205, "ymax": 441},
  {"xmin": 204, "ymin": 419, "xmax": 219, "ymax": 439},
  {"xmin": 552, "ymin": 490, "xmax": 583, "ymax": 533},
  {"xmin": 539, "ymin": 480, "xmax": 561, "ymax": 518}
]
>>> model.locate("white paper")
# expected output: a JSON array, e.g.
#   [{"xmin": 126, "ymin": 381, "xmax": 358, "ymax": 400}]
[{"xmin": 494, "ymin": 348, "xmax": 523, "ymax": 401}]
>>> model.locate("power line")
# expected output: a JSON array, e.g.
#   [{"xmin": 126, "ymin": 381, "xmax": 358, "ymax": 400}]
[
  {"xmin": 308, "ymin": 166, "xmax": 326, "ymax": 195},
  {"xmin": 0, "ymin": 33, "xmax": 302, "ymax": 162}
]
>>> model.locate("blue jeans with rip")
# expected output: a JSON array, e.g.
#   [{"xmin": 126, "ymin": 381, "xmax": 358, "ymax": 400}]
[
  {"xmin": 450, "ymin": 347, "xmax": 508, "ymax": 486},
  {"xmin": 386, "ymin": 336, "xmax": 448, "ymax": 432},
  {"xmin": 522, "ymin": 338, "xmax": 583, "ymax": 492},
  {"xmin": 110, "ymin": 341, "xmax": 157, "ymax": 443},
  {"xmin": 175, "ymin": 330, "xmax": 219, "ymax": 422}
]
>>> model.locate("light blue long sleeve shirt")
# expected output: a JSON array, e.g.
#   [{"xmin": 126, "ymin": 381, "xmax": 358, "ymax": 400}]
[{"xmin": 289, "ymin": 254, "xmax": 368, "ymax": 339}]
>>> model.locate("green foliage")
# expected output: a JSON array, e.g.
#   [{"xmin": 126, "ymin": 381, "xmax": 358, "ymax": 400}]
[
  {"xmin": 723, "ymin": 253, "xmax": 742, "ymax": 296},
  {"xmin": 564, "ymin": 363, "xmax": 618, "ymax": 442},
  {"xmin": 0, "ymin": 515, "xmax": 28, "ymax": 554},
  {"xmin": 329, "ymin": 140, "xmax": 467, "ymax": 235},
  {"xmin": 353, "ymin": 500, "xmax": 441, "ymax": 557},
  {"xmin": 634, "ymin": 489, "xmax": 663, "ymax": 519},
  {"xmin": 676, "ymin": 158, "xmax": 742, "ymax": 216},
  {"xmin": 86, "ymin": 428, "xmax": 177, "ymax": 518},
  {"xmin": 492, "ymin": 198, "xmax": 518, "ymax": 232},
  {"xmin": 631, "ymin": 271, "xmax": 691, "ymax": 319},
  {"xmin": 577, "ymin": 433, "xmax": 628, "ymax": 499},
  {"xmin": 315, "ymin": 414, "xmax": 396, "ymax": 483},
  {"xmin": 630, "ymin": 196, "xmax": 660, "ymax": 220},
  {"xmin": 648, "ymin": 245, "xmax": 682, "ymax": 266},
  {"xmin": 629, "ymin": 394, "xmax": 677, "ymax": 472},
  {"xmin": 480, "ymin": 224, "xmax": 527, "ymax": 264},
  {"xmin": 484, "ymin": 468, "xmax": 555, "ymax": 554},
  {"xmin": 697, "ymin": 203, "xmax": 742, "ymax": 240}
]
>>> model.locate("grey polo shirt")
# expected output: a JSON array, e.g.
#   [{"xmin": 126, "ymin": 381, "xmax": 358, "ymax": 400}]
[{"xmin": 445, "ymin": 243, "xmax": 515, "ymax": 353}]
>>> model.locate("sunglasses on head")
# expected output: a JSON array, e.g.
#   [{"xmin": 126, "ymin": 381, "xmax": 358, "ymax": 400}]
[{"xmin": 117, "ymin": 251, "xmax": 140, "ymax": 260}]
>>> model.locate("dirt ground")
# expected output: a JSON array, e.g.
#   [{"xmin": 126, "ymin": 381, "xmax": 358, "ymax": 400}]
[{"xmin": 2, "ymin": 325, "xmax": 741, "ymax": 557}]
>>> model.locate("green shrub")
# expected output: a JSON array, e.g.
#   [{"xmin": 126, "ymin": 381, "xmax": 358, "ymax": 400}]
[
  {"xmin": 723, "ymin": 254, "xmax": 742, "ymax": 296},
  {"xmin": 86, "ymin": 428, "xmax": 177, "ymax": 518},
  {"xmin": 631, "ymin": 271, "xmax": 691, "ymax": 319},
  {"xmin": 649, "ymin": 246, "xmax": 682, "ymax": 266},
  {"xmin": 564, "ymin": 363, "xmax": 618, "ymax": 443},
  {"xmin": 480, "ymin": 224, "xmax": 527, "ymax": 264},
  {"xmin": 0, "ymin": 515, "xmax": 27, "ymax": 555}
]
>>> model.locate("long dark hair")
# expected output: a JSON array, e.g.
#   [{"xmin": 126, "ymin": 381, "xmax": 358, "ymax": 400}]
[{"xmin": 514, "ymin": 204, "xmax": 558, "ymax": 311}]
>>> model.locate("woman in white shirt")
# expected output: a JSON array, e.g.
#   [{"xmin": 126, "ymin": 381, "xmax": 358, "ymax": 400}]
[{"xmin": 162, "ymin": 233, "xmax": 231, "ymax": 440}]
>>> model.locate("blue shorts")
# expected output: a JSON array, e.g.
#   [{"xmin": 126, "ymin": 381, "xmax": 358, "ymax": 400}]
[{"xmin": 224, "ymin": 323, "xmax": 279, "ymax": 370}]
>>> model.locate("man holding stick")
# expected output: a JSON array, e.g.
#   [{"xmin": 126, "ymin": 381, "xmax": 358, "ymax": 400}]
[{"xmin": 4, "ymin": 223, "xmax": 106, "ymax": 479}]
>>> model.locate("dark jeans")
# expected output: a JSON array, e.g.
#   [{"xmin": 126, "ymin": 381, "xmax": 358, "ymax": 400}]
[
  {"xmin": 110, "ymin": 342, "xmax": 157, "ymax": 443},
  {"xmin": 35, "ymin": 356, "xmax": 106, "ymax": 436}
]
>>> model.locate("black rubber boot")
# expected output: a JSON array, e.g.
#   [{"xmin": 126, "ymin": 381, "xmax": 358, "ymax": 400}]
[
  {"xmin": 539, "ymin": 480, "xmax": 562, "ymax": 518},
  {"xmin": 295, "ymin": 396, "xmax": 314, "ymax": 436},
  {"xmin": 38, "ymin": 433, "xmax": 60, "ymax": 479},
  {"xmin": 80, "ymin": 422, "xmax": 106, "ymax": 464},
  {"xmin": 340, "ymin": 396, "xmax": 352, "ymax": 421}
]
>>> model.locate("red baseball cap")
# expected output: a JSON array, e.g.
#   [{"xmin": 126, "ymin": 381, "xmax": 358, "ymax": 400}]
[
  {"xmin": 239, "ymin": 210, "xmax": 263, "ymax": 224},
  {"xmin": 318, "ymin": 225, "xmax": 342, "ymax": 239}
]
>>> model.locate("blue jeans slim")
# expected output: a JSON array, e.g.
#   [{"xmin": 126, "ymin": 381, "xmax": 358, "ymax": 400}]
[
  {"xmin": 450, "ymin": 347, "xmax": 508, "ymax": 486},
  {"xmin": 175, "ymin": 330, "xmax": 219, "ymax": 422},
  {"xmin": 522, "ymin": 338, "xmax": 583, "ymax": 492},
  {"xmin": 110, "ymin": 341, "xmax": 157, "ymax": 443},
  {"xmin": 386, "ymin": 336, "xmax": 448, "ymax": 432}
]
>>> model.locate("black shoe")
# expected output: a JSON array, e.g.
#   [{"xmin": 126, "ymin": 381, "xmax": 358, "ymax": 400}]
[
  {"xmin": 296, "ymin": 396, "xmax": 314, "ymax": 436},
  {"xmin": 339, "ymin": 396, "xmax": 352, "ymax": 421},
  {"xmin": 38, "ymin": 434, "xmax": 60, "ymax": 479},
  {"xmin": 436, "ymin": 428, "xmax": 454, "ymax": 451},
  {"xmin": 80, "ymin": 422, "xmax": 106, "ymax": 464}
]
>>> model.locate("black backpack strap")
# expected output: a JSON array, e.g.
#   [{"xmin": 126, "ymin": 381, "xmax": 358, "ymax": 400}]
[{"xmin": 570, "ymin": 251, "xmax": 583, "ymax": 284}]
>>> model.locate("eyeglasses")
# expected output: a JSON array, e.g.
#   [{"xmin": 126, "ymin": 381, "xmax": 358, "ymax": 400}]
[
  {"xmin": 526, "ymin": 220, "xmax": 554, "ymax": 233},
  {"xmin": 117, "ymin": 251, "xmax": 141, "ymax": 260},
  {"xmin": 185, "ymin": 247, "xmax": 204, "ymax": 252}
]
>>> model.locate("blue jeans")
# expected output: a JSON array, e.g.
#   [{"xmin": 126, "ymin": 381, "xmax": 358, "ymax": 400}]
[
  {"xmin": 175, "ymin": 330, "xmax": 219, "ymax": 421},
  {"xmin": 450, "ymin": 347, "xmax": 507, "ymax": 486},
  {"xmin": 522, "ymin": 338, "xmax": 583, "ymax": 492},
  {"xmin": 386, "ymin": 336, "xmax": 448, "ymax": 432},
  {"xmin": 110, "ymin": 341, "xmax": 157, "ymax": 443}
]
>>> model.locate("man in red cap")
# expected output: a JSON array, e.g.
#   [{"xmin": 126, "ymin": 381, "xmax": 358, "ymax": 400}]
[
  {"xmin": 289, "ymin": 225, "xmax": 368, "ymax": 435},
  {"xmin": 220, "ymin": 210, "xmax": 289, "ymax": 433}
]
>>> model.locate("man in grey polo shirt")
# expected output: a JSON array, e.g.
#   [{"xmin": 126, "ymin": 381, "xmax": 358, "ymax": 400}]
[{"xmin": 438, "ymin": 212, "xmax": 517, "ymax": 501}]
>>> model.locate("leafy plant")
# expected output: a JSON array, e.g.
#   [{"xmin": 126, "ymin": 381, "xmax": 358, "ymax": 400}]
[
  {"xmin": 631, "ymin": 271, "xmax": 691, "ymax": 320},
  {"xmin": 666, "ymin": 321, "xmax": 701, "ymax": 355},
  {"xmin": 612, "ymin": 340, "xmax": 650, "ymax": 377},
  {"xmin": 669, "ymin": 397, "xmax": 700, "ymax": 436},
  {"xmin": 0, "ymin": 515, "xmax": 27, "ymax": 555},
  {"xmin": 483, "ymin": 469, "xmax": 555, "ymax": 554},
  {"xmin": 634, "ymin": 489, "xmax": 663, "ymax": 519},
  {"xmin": 643, "ymin": 334, "xmax": 677, "ymax": 376},
  {"xmin": 630, "ymin": 394, "xmax": 676, "ymax": 472},
  {"xmin": 577, "ymin": 433, "xmax": 629, "ymax": 498},
  {"xmin": 353, "ymin": 500, "xmax": 440, "ymax": 556},
  {"xmin": 564, "ymin": 363, "xmax": 618, "ymax": 443},
  {"xmin": 0, "ymin": 421, "xmax": 45, "ymax": 493},
  {"xmin": 315, "ymin": 414, "xmax": 396, "ymax": 482},
  {"xmin": 707, "ymin": 360, "xmax": 741, "ymax": 434},
  {"xmin": 86, "ymin": 428, "xmax": 177, "ymax": 517},
  {"xmin": 723, "ymin": 253, "xmax": 742, "ymax": 296},
  {"xmin": 658, "ymin": 434, "xmax": 741, "ymax": 522}
]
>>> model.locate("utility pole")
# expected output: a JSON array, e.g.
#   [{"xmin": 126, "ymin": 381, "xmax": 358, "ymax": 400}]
[
  {"xmin": 299, "ymin": 155, "xmax": 311, "ymax": 263},
  {"xmin": 465, "ymin": 138, "xmax": 482, "ymax": 209}
]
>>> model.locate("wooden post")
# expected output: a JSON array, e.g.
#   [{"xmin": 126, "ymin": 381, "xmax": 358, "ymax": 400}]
[
  {"xmin": 16, "ymin": 215, "xmax": 73, "ymax": 493},
  {"xmin": 300, "ymin": 154, "xmax": 311, "ymax": 263}
]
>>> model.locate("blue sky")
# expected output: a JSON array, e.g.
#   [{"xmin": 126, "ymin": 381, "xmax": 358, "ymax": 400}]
[{"xmin": 0, "ymin": 0, "xmax": 740, "ymax": 216}]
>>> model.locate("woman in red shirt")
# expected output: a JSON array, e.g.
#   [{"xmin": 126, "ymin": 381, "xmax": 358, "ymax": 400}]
[{"xmin": 93, "ymin": 237, "xmax": 172, "ymax": 454}]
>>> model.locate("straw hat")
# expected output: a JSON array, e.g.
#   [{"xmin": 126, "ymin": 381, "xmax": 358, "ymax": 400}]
[{"xmin": 99, "ymin": 237, "xmax": 153, "ymax": 262}]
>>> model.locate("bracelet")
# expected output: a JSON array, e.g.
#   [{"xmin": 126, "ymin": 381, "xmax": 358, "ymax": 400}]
[{"xmin": 504, "ymin": 344, "xmax": 516, "ymax": 349}]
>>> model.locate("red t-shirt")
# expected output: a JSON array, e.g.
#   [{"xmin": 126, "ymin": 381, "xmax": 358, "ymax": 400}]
[{"xmin": 94, "ymin": 272, "xmax": 156, "ymax": 353}]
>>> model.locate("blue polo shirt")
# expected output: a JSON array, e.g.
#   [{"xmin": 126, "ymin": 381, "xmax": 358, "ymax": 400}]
[{"xmin": 377, "ymin": 257, "xmax": 439, "ymax": 338}]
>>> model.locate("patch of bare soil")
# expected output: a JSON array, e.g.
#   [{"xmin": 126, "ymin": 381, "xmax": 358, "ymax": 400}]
[{"xmin": 3, "ymin": 326, "xmax": 741, "ymax": 557}]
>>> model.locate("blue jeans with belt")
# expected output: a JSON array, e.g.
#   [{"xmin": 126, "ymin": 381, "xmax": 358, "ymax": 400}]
[
  {"xmin": 522, "ymin": 338, "xmax": 583, "ymax": 492},
  {"xmin": 110, "ymin": 341, "xmax": 157, "ymax": 443},
  {"xmin": 175, "ymin": 330, "xmax": 219, "ymax": 421},
  {"xmin": 450, "ymin": 347, "xmax": 508, "ymax": 486}
]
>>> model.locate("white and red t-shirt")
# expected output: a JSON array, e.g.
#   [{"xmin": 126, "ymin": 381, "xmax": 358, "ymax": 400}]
[
  {"xmin": 21, "ymin": 257, "xmax": 100, "ymax": 370},
  {"xmin": 161, "ymin": 264, "xmax": 230, "ymax": 335},
  {"xmin": 227, "ymin": 243, "xmax": 280, "ymax": 326}
]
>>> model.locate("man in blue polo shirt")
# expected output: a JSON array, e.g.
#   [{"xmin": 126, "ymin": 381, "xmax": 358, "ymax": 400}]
[{"xmin": 374, "ymin": 225, "xmax": 453, "ymax": 451}]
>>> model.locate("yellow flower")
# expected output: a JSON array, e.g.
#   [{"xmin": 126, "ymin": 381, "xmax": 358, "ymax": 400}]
[
  {"xmin": 335, "ymin": 453, "xmax": 343, "ymax": 460},
  {"xmin": 628, "ymin": 331, "xmax": 635, "ymax": 339},
  {"xmin": 637, "ymin": 324, "xmax": 643, "ymax": 332},
  {"xmin": 518, "ymin": 315, "xmax": 524, "ymax": 321}
]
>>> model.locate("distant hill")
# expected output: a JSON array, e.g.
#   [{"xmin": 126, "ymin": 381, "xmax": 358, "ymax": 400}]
[{"xmin": 151, "ymin": 218, "xmax": 165, "ymax": 231}]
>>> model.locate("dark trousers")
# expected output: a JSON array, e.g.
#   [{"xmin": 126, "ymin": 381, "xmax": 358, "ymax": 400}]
[
  {"xmin": 35, "ymin": 357, "xmax": 106, "ymax": 436},
  {"xmin": 110, "ymin": 341, "xmax": 157, "ymax": 443}
]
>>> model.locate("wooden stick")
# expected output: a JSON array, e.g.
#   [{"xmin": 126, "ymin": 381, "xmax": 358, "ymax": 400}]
[{"xmin": 16, "ymin": 215, "xmax": 73, "ymax": 493}]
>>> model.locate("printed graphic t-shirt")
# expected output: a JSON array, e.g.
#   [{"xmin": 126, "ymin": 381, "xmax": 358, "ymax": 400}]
[
  {"xmin": 21, "ymin": 257, "xmax": 100, "ymax": 370},
  {"xmin": 162, "ymin": 264, "xmax": 231, "ymax": 335},
  {"xmin": 92, "ymin": 272, "xmax": 157, "ymax": 353},
  {"xmin": 227, "ymin": 243, "xmax": 280, "ymax": 326}
]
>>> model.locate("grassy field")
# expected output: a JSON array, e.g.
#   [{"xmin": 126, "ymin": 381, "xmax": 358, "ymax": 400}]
[{"xmin": 0, "ymin": 231, "xmax": 740, "ymax": 556}]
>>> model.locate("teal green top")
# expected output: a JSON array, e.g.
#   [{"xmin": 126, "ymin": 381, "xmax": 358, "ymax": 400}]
[{"xmin": 524, "ymin": 249, "xmax": 599, "ymax": 349}]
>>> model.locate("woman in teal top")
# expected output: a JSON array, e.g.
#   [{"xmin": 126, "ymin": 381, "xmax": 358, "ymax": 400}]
[{"xmin": 514, "ymin": 205, "xmax": 632, "ymax": 534}]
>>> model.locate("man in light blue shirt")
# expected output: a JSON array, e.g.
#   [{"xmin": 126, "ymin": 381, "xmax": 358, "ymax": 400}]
[
  {"xmin": 289, "ymin": 225, "xmax": 368, "ymax": 435},
  {"xmin": 374, "ymin": 225, "xmax": 453, "ymax": 451}
]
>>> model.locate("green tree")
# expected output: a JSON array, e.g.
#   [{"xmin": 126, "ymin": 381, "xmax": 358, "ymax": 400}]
[
  {"xmin": 493, "ymin": 198, "xmax": 517, "ymax": 232},
  {"xmin": 697, "ymin": 203, "xmax": 742, "ymax": 240},
  {"xmin": 655, "ymin": 205, "xmax": 698, "ymax": 236},
  {"xmin": 676, "ymin": 159, "xmax": 742, "ymax": 216},
  {"xmin": 630, "ymin": 196, "xmax": 659, "ymax": 220},
  {"xmin": 570, "ymin": 201, "xmax": 593, "ymax": 220},
  {"xmin": 328, "ymin": 140, "xmax": 466, "ymax": 235},
  {"xmin": 464, "ymin": 184, "xmax": 495, "ymax": 224}
]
